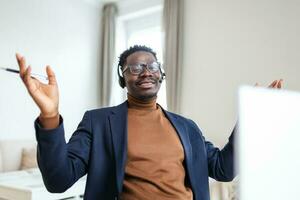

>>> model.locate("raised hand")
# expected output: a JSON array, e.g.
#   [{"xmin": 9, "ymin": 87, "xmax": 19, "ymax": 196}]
[
  {"xmin": 16, "ymin": 53, "xmax": 59, "ymax": 120},
  {"xmin": 255, "ymin": 79, "xmax": 283, "ymax": 89},
  {"xmin": 268, "ymin": 79, "xmax": 283, "ymax": 89}
]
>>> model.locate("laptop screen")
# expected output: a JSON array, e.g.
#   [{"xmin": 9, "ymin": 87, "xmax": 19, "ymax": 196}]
[{"xmin": 238, "ymin": 86, "xmax": 300, "ymax": 200}]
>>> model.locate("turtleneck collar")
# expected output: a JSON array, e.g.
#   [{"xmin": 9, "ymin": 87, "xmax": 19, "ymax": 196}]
[{"xmin": 127, "ymin": 93, "xmax": 158, "ymax": 110}]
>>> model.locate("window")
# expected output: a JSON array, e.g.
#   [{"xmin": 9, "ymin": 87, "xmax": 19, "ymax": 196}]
[{"xmin": 111, "ymin": 1, "xmax": 167, "ymax": 109}]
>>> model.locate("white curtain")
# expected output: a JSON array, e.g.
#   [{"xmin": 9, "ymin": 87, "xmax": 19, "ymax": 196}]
[
  {"xmin": 100, "ymin": 3, "xmax": 118, "ymax": 107},
  {"xmin": 163, "ymin": 0, "xmax": 184, "ymax": 113}
]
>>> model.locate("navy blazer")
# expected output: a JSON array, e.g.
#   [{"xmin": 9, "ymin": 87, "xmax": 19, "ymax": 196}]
[{"xmin": 35, "ymin": 101, "xmax": 235, "ymax": 200}]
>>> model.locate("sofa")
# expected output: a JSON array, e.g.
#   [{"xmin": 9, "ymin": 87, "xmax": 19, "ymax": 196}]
[
  {"xmin": 0, "ymin": 140, "xmax": 86, "ymax": 200},
  {"xmin": 0, "ymin": 140, "xmax": 37, "ymax": 172}
]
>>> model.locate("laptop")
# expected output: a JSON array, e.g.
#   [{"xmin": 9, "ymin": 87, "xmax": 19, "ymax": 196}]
[{"xmin": 238, "ymin": 86, "xmax": 300, "ymax": 200}]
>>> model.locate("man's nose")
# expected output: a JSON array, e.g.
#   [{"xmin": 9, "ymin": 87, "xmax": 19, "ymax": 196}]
[{"xmin": 140, "ymin": 66, "xmax": 152, "ymax": 76}]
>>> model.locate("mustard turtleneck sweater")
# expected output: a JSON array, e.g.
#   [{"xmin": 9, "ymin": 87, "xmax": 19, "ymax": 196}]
[{"xmin": 120, "ymin": 94, "xmax": 193, "ymax": 200}]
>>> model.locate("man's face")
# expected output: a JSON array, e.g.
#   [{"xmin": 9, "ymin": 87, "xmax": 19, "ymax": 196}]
[{"xmin": 123, "ymin": 51, "xmax": 161, "ymax": 101}]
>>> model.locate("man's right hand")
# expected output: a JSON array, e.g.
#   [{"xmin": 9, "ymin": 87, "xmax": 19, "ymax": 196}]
[{"xmin": 16, "ymin": 53, "xmax": 60, "ymax": 128}]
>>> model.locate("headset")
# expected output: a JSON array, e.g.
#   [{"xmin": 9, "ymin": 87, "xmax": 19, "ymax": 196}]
[{"xmin": 117, "ymin": 64, "xmax": 166, "ymax": 88}]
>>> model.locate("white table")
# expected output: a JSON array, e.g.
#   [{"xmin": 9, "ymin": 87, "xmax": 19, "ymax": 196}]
[{"xmin": 0, "ymin": 168, "xmax": 86, "ymax": 200}]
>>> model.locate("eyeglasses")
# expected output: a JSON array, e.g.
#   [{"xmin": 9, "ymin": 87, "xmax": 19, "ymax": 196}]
[{"xmin": 122, "ymin": 61, "xmax": 161, "ymax": 75}]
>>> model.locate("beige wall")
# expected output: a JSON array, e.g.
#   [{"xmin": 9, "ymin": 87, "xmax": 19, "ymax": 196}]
[
  {"xmin": 0, "ymin": 0, "xmax": 102, "ymax": 140},
  {"xmin": 181, "ymin": 0, "xmax": 300, "ymax": 146}
]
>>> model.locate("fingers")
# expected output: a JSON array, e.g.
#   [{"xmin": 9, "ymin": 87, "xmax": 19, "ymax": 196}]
[
  {"xmin": 272, "ymin": 79, "xmax": 283, "ymax": 89},
  {"xmin": 267, "ymin": 79, "xmax": 283, "ymax": 89},
  {"xmin": 268, "ymin": 80, "xmax": 278, "ymax": 88},
  {"xmin": 277, "ymin": 79, "xmax": 283, "ymax": 89},
  {"xmin": 16, "ymin": 53, "xmax": 44, "ymax": 85},
  {"xmin": 254, "ymin": 79, "xmax": 283, "ymax": 89},
  {"xmin": 24, "ymin": 65, "xmax": 33, "ymax": 87},
  {"xmin": 23, "ymin": 66, "xmax": 31, "ymax": 85},
  {"xmin": 46, "ymin": 65, "xmax": 57, "ymax": 85},
  {"xmin": 16, "ymin": 53, "xmax": 27, "ymax": 79}
]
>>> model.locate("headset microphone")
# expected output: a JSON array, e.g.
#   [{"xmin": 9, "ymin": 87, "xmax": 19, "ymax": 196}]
[{"xmin": 159, "ymin": 72, "xmax": 166, "ymax": 83}]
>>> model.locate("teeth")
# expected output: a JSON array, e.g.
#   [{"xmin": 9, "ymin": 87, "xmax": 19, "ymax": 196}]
[
  {"xmin": 139, "ymin": 82, "xmax": 153, "ymax": 85},
  {"xmin": 139, "ymin": 82, "xmax": 153, "ymax": 87}
]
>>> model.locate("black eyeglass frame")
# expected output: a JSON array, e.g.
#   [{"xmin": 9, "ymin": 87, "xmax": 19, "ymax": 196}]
[{"xmin": 122, "ymin": 61, "xmax": 161, "ymax": 75}]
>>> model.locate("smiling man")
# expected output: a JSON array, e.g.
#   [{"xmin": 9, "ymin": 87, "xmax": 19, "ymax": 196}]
[
  {"xmin": 17, "ymin": 45, "xmax": 282, "ymax": 200},
  {"xmin": 118, "ymin": 46, "xmax": 193, "ymax": 200},
  {"xmin": 120, "ymin": 49, "xmax": 162, "ymax": 100}
]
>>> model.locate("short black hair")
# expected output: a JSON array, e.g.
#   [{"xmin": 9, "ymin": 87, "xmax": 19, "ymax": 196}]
[{"xmin": 117, "ymin": 45, "xmax": 157, "ymax": 70}]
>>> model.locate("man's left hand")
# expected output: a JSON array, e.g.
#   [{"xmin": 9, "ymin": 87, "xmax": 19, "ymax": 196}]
[{"xmin": 255, "ymin": 79, "xmax": 283, "ymax": 89}]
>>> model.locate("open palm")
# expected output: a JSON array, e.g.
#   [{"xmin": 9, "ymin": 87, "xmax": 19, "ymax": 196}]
[{"xmin": 16, "ymin": 54, "xmax": 59, "ymax": 118}]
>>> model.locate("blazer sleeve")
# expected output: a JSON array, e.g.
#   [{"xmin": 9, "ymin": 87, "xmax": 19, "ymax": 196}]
[
  {"xmin": 191, "ymin": 120, "xmax": 236, "ymax": 182},
  {"xmin": 34, "ymin": 111, "xmax": 92, "ymax": 193},
  {"xmin": 204, "ymin": 126, "xmax": 236, "ymax": 182}
]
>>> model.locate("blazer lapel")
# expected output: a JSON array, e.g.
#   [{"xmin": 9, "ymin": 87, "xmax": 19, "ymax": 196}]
[
  {"xmin": 163, "ymin": 110, "xmax": 196, "ymax": 190},
  {"xmin": 109, "ymin": 103, "xmax": 196, "ymax": 194},
  {"xmin": 109, "ymin": 101, "xmax": 128, "ymax": 193}
]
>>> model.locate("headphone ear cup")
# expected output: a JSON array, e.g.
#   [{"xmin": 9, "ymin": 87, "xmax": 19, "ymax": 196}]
[
  {"xmin": 117, "ymin": 65, "xmax": 126, "ymax": 88},
  {"xmin": 159, "ymin": 66, "xmax": 166, "ymax": 82},
  {"xmin": 119, "ymin": 77, "xmax": 125, "ymax": 88},
  {"xmin": 162, "ymin": 72, "xmax": 166, "ymax": 81}
]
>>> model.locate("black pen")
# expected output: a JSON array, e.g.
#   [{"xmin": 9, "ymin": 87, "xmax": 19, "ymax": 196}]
[{"xmin": 0, "ymin": 67, "xmax": 48, "ymax": 80}]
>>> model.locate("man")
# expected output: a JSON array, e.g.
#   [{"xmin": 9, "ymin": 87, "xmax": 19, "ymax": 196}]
[{"xmin": 16, "ymin": 45, "xmax": 282, "ymax": 200}]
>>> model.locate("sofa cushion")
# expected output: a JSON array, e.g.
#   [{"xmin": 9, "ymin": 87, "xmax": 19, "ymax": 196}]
[
  {"xmin": 0, "ymin": 140, "xmax": 36, "ymax": 172},
  {"xmin": 20, "ymin": 147, "xmax": 38, "ymax": 170}
]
